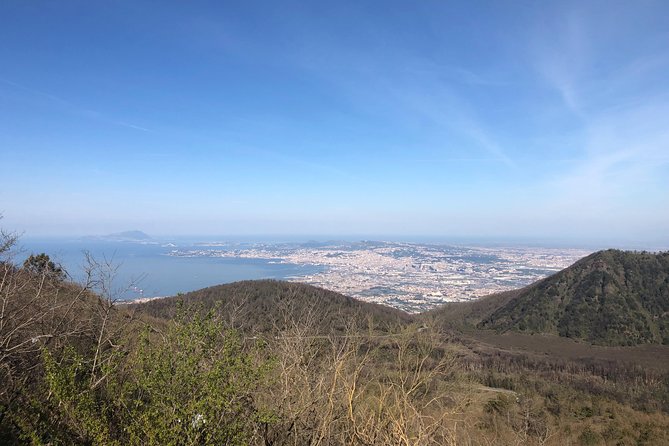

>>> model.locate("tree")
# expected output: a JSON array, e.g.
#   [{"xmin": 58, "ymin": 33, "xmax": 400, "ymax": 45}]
[
  {"xmin": 0, "ymin": 226, "xmax": 126, "ymax": 442},
  {"xmin": 22, "ymin": 253, "xmax": 66, "ymax": 281},
  {"xmin": 40, "ymin": 308, "xmax": 270, "ymax": 445}
]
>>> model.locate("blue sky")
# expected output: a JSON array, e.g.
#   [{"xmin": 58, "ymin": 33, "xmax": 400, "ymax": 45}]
[{"xmin": 1, "ymin": 1, "xmax": 668, "ymax": 244}]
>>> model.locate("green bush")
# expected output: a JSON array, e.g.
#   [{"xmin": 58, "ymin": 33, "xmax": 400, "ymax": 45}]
[{"xmin": 38, "ymin": 310, "xmax": 271, "ymax": 445}]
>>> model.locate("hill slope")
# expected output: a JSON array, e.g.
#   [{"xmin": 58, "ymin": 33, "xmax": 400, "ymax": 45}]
[
  {"xmin": 129, "ymin": 279, "xmax": 413, "ymax": 333},
  {"xmin": 429, "ymin": 250, "xmax": 669, "ymax": 346}
]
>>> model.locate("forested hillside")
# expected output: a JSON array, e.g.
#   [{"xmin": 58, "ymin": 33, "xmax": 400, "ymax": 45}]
[
  {"xmin": 129, "ymin": 279, "xmax": 413, "ymax": 333},
  {"xmin": 428, "ymin": 250, "xmax": 669, "ymax": 346}
]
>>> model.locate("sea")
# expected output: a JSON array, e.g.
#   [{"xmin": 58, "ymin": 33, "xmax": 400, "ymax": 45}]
[
  {"xmin": 14, "ymin": 234, "xmax": 662, "ymax": 303},
  {"xmin": 16, "ymin": 237, "xmax": 323, "ymax": 301}
]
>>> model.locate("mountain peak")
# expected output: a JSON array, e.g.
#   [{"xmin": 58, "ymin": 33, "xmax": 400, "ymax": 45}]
[
  {"xmin": 477, "ymin": 250, "xmax": 669, "ymax": 345},
  {"xmin": 108, "ymin": 230, "xmax": 151, "ymax": 240}
]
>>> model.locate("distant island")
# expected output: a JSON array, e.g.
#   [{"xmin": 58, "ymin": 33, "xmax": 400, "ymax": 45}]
[{"xmin": 83, "ymin": 230, "xmax": 151, "ymax": 242}]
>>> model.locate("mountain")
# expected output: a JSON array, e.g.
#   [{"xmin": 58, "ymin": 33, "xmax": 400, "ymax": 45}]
[
  {"xmin": 129, "ymin": 279, "xmax": 413, "ymax": 333},
  {"xmin": 110, "ymin": 230, "xmax": 151, "ymax": 240},
  {"xmin": 84, "ymin": 230, "xmax": 151, "ymax": 241},
  {"xmin": 427, "ymin": 250, "xmax": 669, "ymax": 346}
]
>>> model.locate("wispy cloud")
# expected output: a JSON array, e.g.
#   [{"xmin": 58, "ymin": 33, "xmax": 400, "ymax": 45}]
[
  {"xmin": 216, "ymin": 14, "xmax": 519, "ymax": 169},
  {"xmin": 449, "ymin": 115, "xmax": 516, "ymax": 168},
  {"xmin": 0, "ymin": 77, "xmax": 151, "ymax": 132},
  {"xmin": 533, "ymin": 10, "xmax": 590, "ymax": 117},
  {"xmin": 115, "ymin": 121, "xmax": 151, "ymax": 132},
  {"xmin": 533, "ymin": 7, "xmax": 669, "ymax": 223},
  {"xmin": 315, "ymin": 59, "xmax": 518, "ymax": 168}
]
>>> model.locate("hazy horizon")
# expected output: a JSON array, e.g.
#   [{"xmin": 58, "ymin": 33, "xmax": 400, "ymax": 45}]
[
  {"xmin": 2, "ymin": 1, "xmax": 668, "ymax": 244},
  {"xmin": 14, "ymin": 230, "xmax": 667, "ymax": 252},
  {"xmin": 9, "ymin": 223, "xmax": 669, "ymax": 250}
]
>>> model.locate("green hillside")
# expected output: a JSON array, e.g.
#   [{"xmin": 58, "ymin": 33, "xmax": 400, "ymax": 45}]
[
  {"xmin": 129, "ymin": 279, "xmax": 413, "ymax": 333},
  {"xmin": 471, "ymin": 250, "xmax": 669, "ymax": 345}
]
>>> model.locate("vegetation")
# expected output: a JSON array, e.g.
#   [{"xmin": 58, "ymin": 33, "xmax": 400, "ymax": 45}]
[
  {"xmin": 22, "ymin": 253, "xmax": 66, "ymax": 281},
  {"xmin": 1, "ymin": 230, "xmax": 668, "ymax": 445},
  {"xmin": 37, "ymin": 310, "xmax": 268, "ymax": 445},
  {"xmin": 130, "ymin": 279, "xmax": 412, "ymax": 333},
  {"xmin": 429, "ymin": 250, "xmax": 669, "ymax": 346}
]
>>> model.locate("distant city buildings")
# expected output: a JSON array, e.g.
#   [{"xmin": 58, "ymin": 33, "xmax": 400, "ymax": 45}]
[{"xmin": 169, "ymin": 242, "xmax": 590, "ymax": 312}]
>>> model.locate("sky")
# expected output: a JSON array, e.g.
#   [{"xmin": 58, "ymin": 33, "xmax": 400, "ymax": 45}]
[{"xmin": 1, "ymin": 0, "xmax": 668, "ymax": 245}]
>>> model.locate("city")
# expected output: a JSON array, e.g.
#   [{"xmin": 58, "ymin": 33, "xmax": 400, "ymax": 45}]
[{"xmin": 169, "ymin": 241, "xmax": 591, "ymax": 312}]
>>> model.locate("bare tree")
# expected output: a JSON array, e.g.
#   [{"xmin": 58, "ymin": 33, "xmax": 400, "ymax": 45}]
[{"xmin": 0, "ymin": 225, "xmax": 95, "ymax": 429}]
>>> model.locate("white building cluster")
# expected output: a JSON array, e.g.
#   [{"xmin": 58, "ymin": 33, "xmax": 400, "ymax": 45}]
[{"xmin": 170, "ymin": 242, "xmax": 590, "ymax": 313}]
